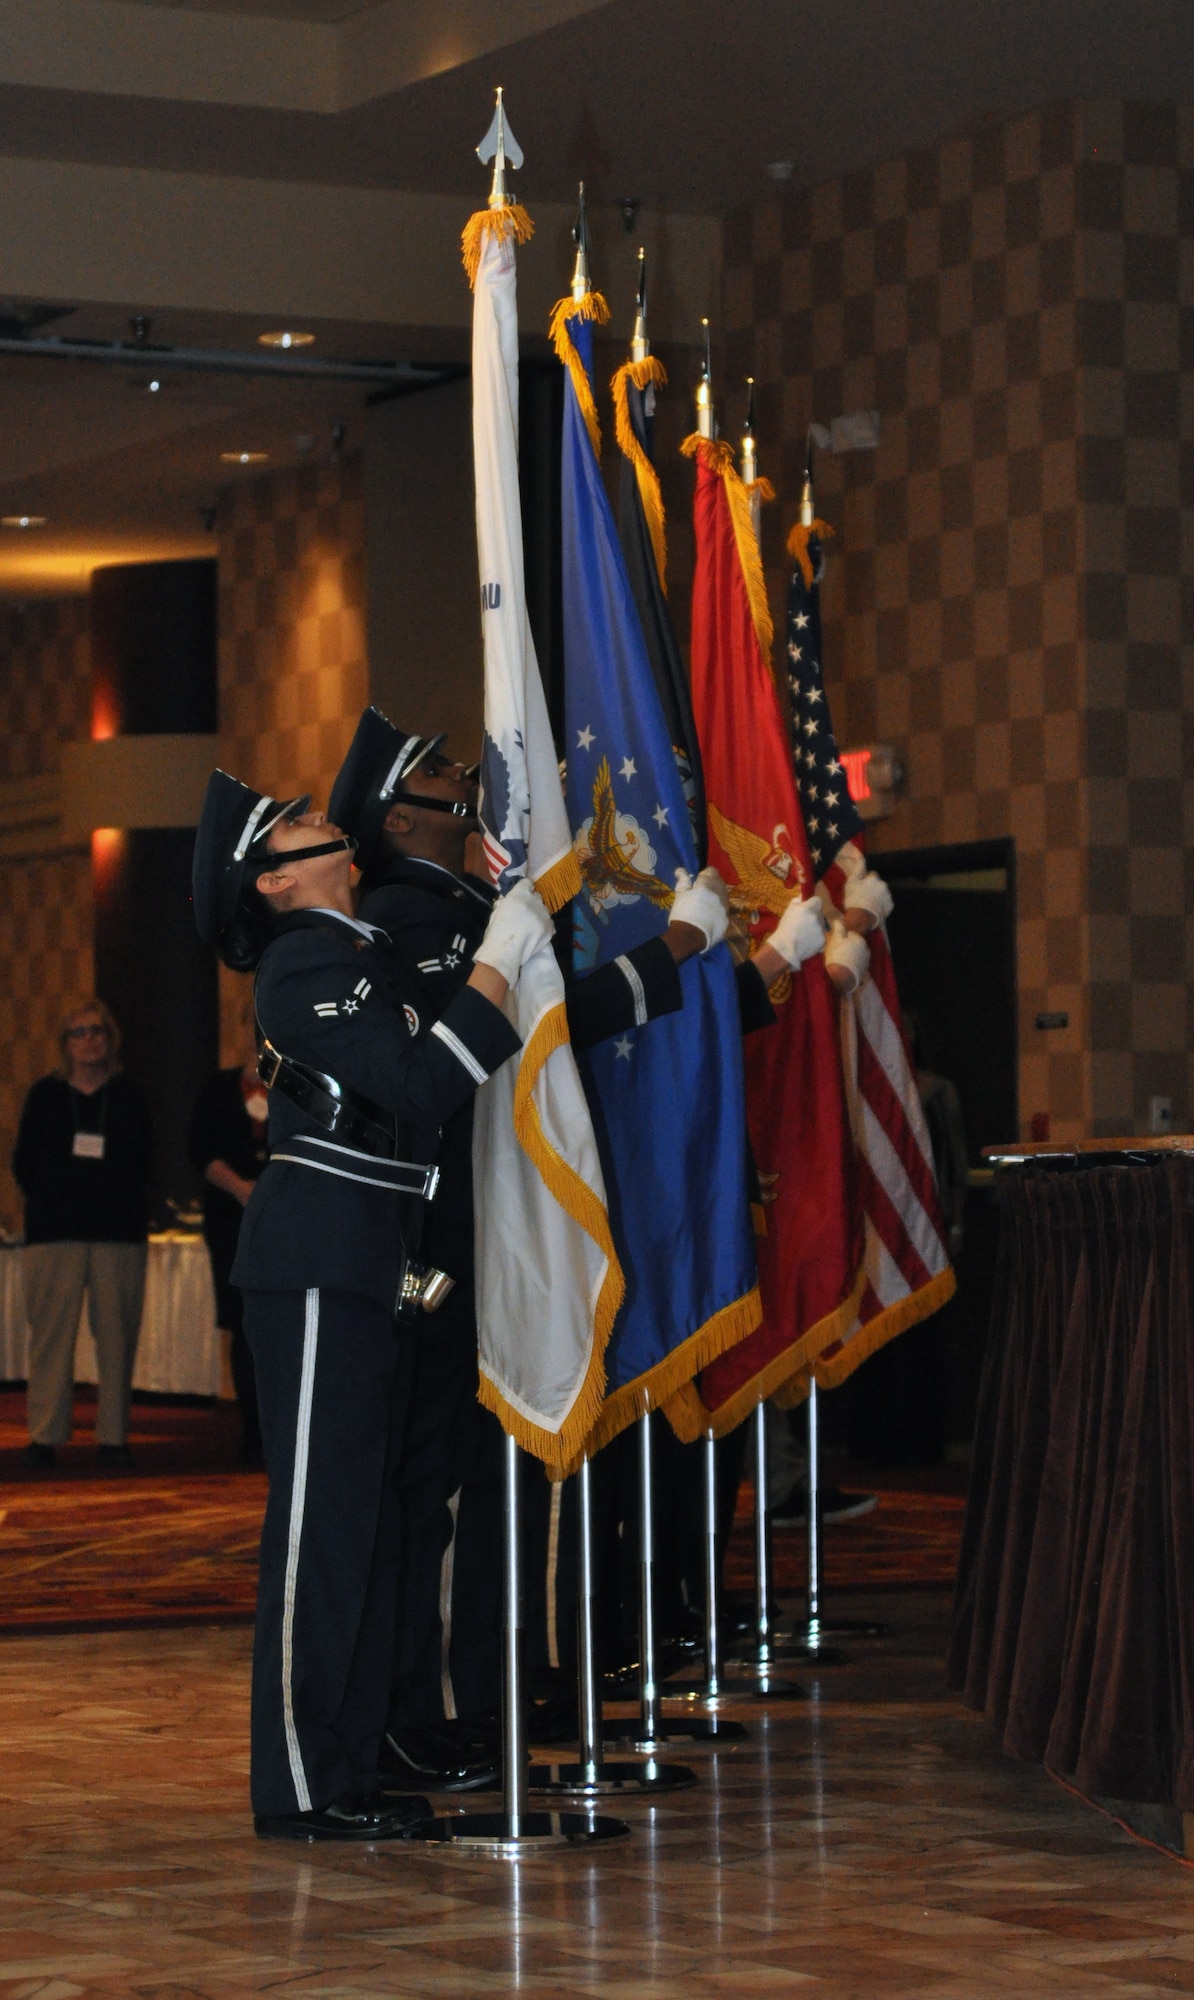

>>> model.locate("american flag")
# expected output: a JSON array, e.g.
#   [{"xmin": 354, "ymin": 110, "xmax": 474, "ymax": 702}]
[
  {"xmin": 786, "ymin": 532, "xmax": 864, "ymax": 872},
  {"xmin": 785, "ymin": 522, "xmax": 954, "ymax": 1386}
]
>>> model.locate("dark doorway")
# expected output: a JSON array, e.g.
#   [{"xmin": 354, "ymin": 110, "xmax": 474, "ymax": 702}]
[
  {"xmin": 879, "ymin": 837, "xmax": 1017, "ymax": 1162},
  {"xmin": 841, "ymin": 837, "xmax": 1017, "ymax": 1466}
]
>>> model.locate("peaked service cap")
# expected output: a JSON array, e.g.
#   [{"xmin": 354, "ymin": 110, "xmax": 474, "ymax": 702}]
[
  {"xmin": 192, "ymin": 769, "xmax": 311, "ymax": 958},
  {"xmin": 328, "ymin": 706, "xmax": 446, "ymax": 874}
]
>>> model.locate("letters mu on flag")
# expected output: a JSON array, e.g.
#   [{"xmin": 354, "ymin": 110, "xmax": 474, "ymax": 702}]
[
  {"xmin": 668, "ymin": 432, "xmax": 863, "ymax": 1440},
  {"xmin": 554, "ymin": 283, "xmax": 761, "ymax": 1457},
  {"xmin": 780, "ymin": 514, "xmax": 954, "ymax": 1392},
  {"xmin": 462, "ymin": 195, "xmax": 624, "ymax": 1475}
]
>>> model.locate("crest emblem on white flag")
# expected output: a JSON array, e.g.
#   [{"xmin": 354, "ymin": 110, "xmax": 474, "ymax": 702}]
[{"xmin": 466, "ymin": 208, "xmax": 622, "ymax": 1469}]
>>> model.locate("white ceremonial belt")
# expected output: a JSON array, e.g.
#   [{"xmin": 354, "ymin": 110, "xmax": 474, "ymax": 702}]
[{"xmin": 271, "ymin": 1132, "xmax": 440, "ymax": 1199}]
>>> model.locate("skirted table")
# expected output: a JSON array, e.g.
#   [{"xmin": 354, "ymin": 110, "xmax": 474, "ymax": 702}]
[
  {"xmin": 0, "ymin": 1233, "xmax": 223, "ymax": 1398},
  {"xmin": 948, "ymin": 1138, "xmax": 1194, "ymax": 1835}
]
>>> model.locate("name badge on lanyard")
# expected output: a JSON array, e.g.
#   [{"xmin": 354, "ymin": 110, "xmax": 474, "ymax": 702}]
[{"xmin": 73, "ymin": 1131, "xmax": 105, "ymax": 1160}]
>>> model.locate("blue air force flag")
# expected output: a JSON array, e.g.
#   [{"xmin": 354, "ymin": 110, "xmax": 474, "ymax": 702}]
[{"xmin": 558, "ymin": 307, "xmax": 760, "ymax": 1447}]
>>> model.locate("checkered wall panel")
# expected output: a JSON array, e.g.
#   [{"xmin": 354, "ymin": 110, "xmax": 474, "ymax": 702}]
[
  {"xmin": 216, "ymin": 453, "xmax": 368, "ymax": 1060},
  {"xmin": 724, "ymin": 99, "xmax": 1194, "ymax": 1143},
  {"xmin": 0, "ymin": 599, "xmax": 94, "ymax": 1233}
]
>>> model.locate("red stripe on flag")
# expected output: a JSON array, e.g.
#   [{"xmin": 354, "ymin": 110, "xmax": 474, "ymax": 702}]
[
  {"xmin": 858, "ymin": 1154, "xmax": 933, "ymax": 1292},
  {"xmin": 855, "ymin": 1031, "xmax": 941, "ymax": 1229}
]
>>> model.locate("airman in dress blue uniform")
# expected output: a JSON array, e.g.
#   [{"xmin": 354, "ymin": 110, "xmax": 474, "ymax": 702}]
[{"xmin": 192, "ymin": 768, "xmax": 549, "ymax": 1838}]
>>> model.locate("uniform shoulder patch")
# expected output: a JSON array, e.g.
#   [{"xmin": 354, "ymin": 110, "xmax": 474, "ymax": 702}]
[{"xmin": 404, "ymin": 1003, "xmax": 420, "ymax": 1037}]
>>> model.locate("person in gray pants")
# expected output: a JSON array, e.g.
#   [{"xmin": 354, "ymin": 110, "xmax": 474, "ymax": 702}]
[{"xmin": 13, "ymin": 998, "xmax": 151, "ymax": 1468}]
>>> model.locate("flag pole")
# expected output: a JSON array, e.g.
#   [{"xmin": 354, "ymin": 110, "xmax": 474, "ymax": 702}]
[
  {"xmin": 418, "ymin": 100, "xmax": 628, "ymax": 1847},
  {"xmin": 529, "ymin": 1448, "xmax": 697, "ymax": 1797},
  {"xmin": 605, "ymin": 1407, "xmax": 748, "ymax": 1747}
]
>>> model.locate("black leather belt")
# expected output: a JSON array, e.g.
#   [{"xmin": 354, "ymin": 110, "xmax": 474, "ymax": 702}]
[{"xmin": 257, "ymin": 1039, "xmax": 437, "ymax": 1200}]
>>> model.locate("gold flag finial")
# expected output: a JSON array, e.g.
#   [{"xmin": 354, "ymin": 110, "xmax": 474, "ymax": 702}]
[
  {"xmin": 630, "ymin": 247, "xmax": 649, "ymax": 362},
  {"xmin": 799, "ymin": 428, "xmax": 816, "ymax": 526},
  {"xmin": 741, "ymin": 376, "xmax": 757, "ymax": 489},
  {"xmin": 695, "ymin": 318, "xmax": 714, "ymax": 438},
  {"xmin": 476, "ymin": 85, "xmax": 524, "ymax": 210},
  {"xmin": 571, "ymin": 182, "xmax": 591, "ymax": 301}
]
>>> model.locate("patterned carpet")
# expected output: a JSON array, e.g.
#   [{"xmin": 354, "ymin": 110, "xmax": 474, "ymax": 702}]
[{"xmin": 0, "ymin": 1389, "xmax": 966, "ymax": 1634}]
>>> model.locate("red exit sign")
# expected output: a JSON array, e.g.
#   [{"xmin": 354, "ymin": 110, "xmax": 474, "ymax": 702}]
[{"xmin": 840, "ymin": 743, "xmax": 902, "ymax": 820}]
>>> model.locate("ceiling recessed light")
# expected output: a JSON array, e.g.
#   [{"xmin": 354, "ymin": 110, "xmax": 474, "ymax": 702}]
[
  {"xmin": 148, "ymin": 379, "xmax": 161, "ymax": 393},
  {"xmin": 219, "ymin": 451, "xmax": 270, "ymax": 466},
  {"xmin": 258, "ymin": 330, "xmax": 315, "ymax": 350},
  {"xmin": 2, "ymin": 515, "xmax": 47, "ymax": 529}
]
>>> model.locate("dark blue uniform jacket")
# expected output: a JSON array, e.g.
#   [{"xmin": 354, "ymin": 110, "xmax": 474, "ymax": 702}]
[{"xmin": 231, "ymin": 906, "xmax": 520, "ymax": 1312}]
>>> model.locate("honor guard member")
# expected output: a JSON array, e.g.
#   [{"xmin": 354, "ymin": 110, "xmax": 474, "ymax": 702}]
[
  {"xmin": 328, "ymin": 706, "xmax": 739, "ymax": 1770},
  {"xmin": 191, "ymin": 769, "xmax": 549, "ymax": 1840}
]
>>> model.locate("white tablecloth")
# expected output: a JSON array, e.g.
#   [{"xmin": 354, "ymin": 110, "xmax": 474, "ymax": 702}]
[{"xmin": 0, "ymin": 1234, "xmax": 224, "ymax": 1397}]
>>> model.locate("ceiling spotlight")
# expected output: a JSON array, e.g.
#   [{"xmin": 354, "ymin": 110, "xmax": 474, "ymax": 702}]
[
  {"xmin": 148, "ymin": 379, "xmax": 161, "ymax": 393},
  {"xmin": 220, "ymin": 451, "xmax": 269, "ymax": 465},
  {"xmin": 1, "ymin": 515, "xmax": 47, "ymax": 529},
  {"xmin": 768, "ymin": 160, "xmax": 795, "ymax": 183},
  {"xmin": 258, "ymin": 330, "xmax": 315, "ymax": 350}
]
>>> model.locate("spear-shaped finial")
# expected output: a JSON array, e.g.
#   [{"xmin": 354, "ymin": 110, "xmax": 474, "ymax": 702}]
[
  {"xmin": 476, "ymin": 85, "xmax": 524, "ymax": 210},
  {"xmin": 695, "ymin": 318, "xmax": 713, "ymax": 438},
  {"xmin": 570, "ymin": 181, "xmax": 591, "ymax": 301},
  {"xmin": 741, "ymin": 377, "xmax": 757, "ymax": 488},
  {"xmin": 799, "ymin": 429, "xmax": 816, "ymax": 526},
  {"xmin": 630, "ymin": 247, "xmax": 649, "ymax": 362}
]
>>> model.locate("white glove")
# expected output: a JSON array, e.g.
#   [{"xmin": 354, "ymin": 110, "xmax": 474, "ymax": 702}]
[
  {"xmin": 473, "ymin": 879, "xmax": 554, "ymax": 986},
  {"xmin": 824, "ymin": 919, "xmax": 870, "ymax": 996},
  {"xmin": 843, "ymin": 869, "xmax": 893, "ymax": 929},
  {"xmin": 769, "ymin": 895, "xmax": 828, "ymax": 969},
  {"xmin": 670, "ymin": 866, "xmax": 730, "ymax": 952}
]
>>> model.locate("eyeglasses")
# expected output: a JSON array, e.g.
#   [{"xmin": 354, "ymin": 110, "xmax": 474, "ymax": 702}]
[{"xmin": 65, "ymin": 1024, "xmax": 108, "ymax": 1040}]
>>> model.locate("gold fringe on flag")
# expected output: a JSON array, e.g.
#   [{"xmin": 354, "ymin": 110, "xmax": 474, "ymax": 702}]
[
  {"xmin": 782, "ymin": 1263, "xmax": 958, "ymax": 1398},
  {"xmin": 786, "ymin": 517, "xmax": 834, "ymax": 589},
  {"xmin": 557, "ymin": 1282, "xmax": 763, "ymax": 1477},
  {"xmin": 461, "ymin": 203, "xmax": 535, "ymax": 289},
  {"xmin": 611, "ymin": 355, "xmax": 669, "ymax": 594},
  {"xmin": 549, "ymin": 290, "xmax": 611, "ymax": 457},
  {"xmin": 532, "ymin": 846, "xmax": 582, "ymax": 915},
  {"xmin": 682, "ymin": 432, "xmax": 775, "ymax": 662},
  {"xmin": 476, "ymin": 999, "xmax": 625, "ymax": 1474},
  {"xmin": 662, "ymin": 1265, "xmax": 866, "ymax": 1442}
]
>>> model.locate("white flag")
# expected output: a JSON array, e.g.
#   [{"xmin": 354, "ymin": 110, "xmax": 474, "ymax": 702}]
[{"xmin": 467, "ymin": 208, "xmax": 622, "ymax": 1470}]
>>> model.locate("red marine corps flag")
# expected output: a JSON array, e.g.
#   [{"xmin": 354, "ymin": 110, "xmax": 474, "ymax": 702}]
[
  {"xmin": 668, "ymin": 343, "xmax": 863, "ymax": 1440},
  {"xmin": 781, "ymin": 447, "xmax": 954, "ymax": 1388}
]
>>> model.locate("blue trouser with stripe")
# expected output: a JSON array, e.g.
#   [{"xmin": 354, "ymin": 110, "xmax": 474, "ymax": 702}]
[{"xmin": 245, "ymin": 1287, "xmax": 412, "ymax": 1817}]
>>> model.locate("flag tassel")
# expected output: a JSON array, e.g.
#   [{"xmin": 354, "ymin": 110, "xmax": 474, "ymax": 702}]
[
  {"xmin": 612, "ymin": 355, "xmax": 669, "ymax": 593},
  {"xmin": 462, "ymin": 203, "xmax": 535, "ymax": 289},
  {"xmin": 550, "ymin": 290, "xmax": 611, "ymax": 456},
  {"xmin": 682, "ymin": 432, "xmax": 775, "ymax": 660},
  {"xmin": 786, "ymin": 517, "xmax": 835, "ymax": 590},
  {"xmin": 795, "ymin": 1263, "xmax": 958, "ymax": 1395}
]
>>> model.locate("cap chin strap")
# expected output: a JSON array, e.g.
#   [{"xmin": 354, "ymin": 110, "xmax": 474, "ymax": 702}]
[
  {"xmin": 390, "ymin": 790, "xmax": 475, "ymax": 821},
  {"xmin": 254, "ymin": 834, "xmax": 358, "ymax": 869}
]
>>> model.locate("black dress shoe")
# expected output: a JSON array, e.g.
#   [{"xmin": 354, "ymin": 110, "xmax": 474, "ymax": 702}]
[
  {"xmin": 22, "ymin": 1442, "xmax": 55, "ymax": 1469},
  {"xmin": 380, "ymin": 1724, "xmax": 498, "ymax": 1793},
  {"xmin": 254, "ymin": 1788, "xmax": 433, "ymax": 1842},
  {"xmin": 97, "ymin": 1443, "xmax": 133, "ymax": 1468}
]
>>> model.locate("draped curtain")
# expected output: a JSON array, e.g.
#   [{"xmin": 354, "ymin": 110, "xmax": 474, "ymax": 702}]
[{"xmin": 948, "ymin": 1157, "xmax": 1194, "ymax": 1807}]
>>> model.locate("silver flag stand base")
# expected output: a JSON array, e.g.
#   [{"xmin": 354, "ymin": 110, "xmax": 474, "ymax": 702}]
[
  {"xmin": 530, "ymin": 1454, "xmax": 696, "ymax": 1800},
  {"xmin": 606, "ymin": 1411, "xmax": 750, "ymax": 1749},
  {"xmin": 783, "ymin": 1382, "xmax": 889, "ymax": 1653},
  {"xmin": 416, "ymin": 1435, "xmax": 630, "ymax": 1852},
  {"xmin": 416, "ymin": 1809, "xmax": 630, "ymax": 1855},
  {"xmin": 664, "ymin": 1430, "xmax": 807, "ymax": 1705},
  {"xmin": 725, "ymin": 1401, "xmax": 849, "ymax": 1671}
]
